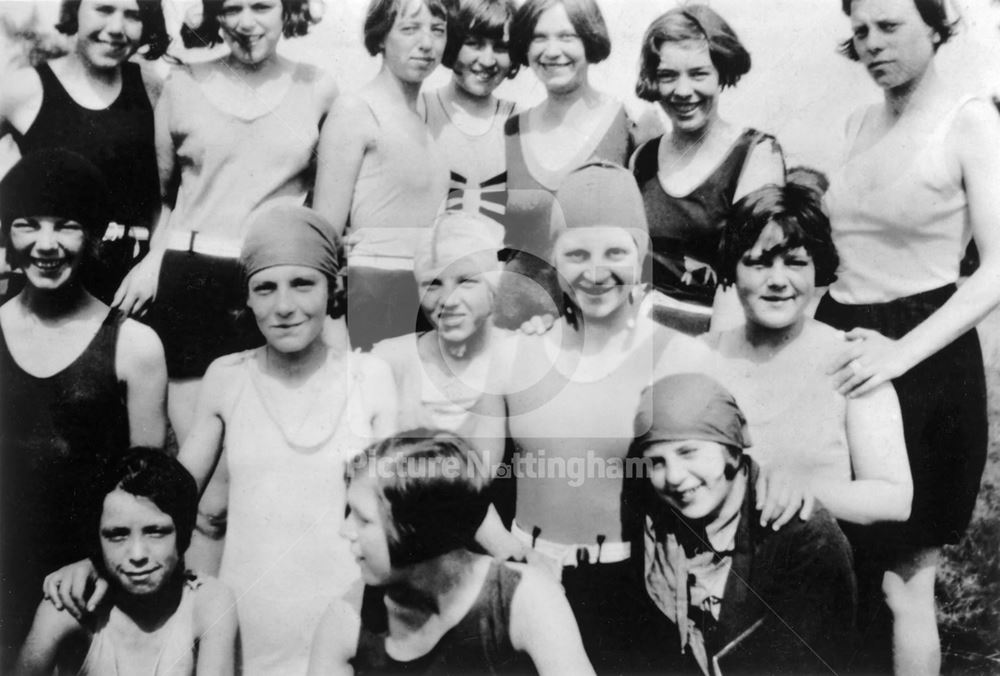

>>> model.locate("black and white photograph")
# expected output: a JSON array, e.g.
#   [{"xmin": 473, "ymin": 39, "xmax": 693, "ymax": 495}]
[{"xmin": 1, "ymin": 0, "xmax": 998, "ymax": 673}]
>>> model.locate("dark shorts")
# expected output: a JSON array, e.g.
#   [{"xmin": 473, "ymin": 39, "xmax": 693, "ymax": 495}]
[
  {"xmin": 145, "ymin": 250, "xmax": 263, "ymax": 379},
  {"xmin": 815, "ymin": 284, "xmax": 987, "ymax": 549},
  {"xmin": 346, "ymin": 265, "xmax": 430, "ymax": 352},
  {"xmin": 561, "ymin": 559, "xmax": 650, "ymax": 675}
]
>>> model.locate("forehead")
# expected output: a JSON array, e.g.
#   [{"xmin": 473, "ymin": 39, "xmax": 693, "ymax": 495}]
[
  {"xmin": 850, "ymin": 0, "xmax": 921, "ymax": 21},
  {"xmin": 81, "ymin": 0, "xmax": 140, "ymax": 11},
  {"xmin": 415, "ymin": 251, "xmax": 492, "ymax": 281},
  {"xmin": 346, "ymin": 477, "xmax": 382, "ymax": 514},
  {"xmin": 535, "ymin": 2, "xmax": 572, "ymax": 30},
  {"xmin": 248, "ymin": 264, "xmax": 325, "ymax": 284},
  {"xmin": 554, "ymin": 226, "xmax": 638, "ymax": 250},
  {"xmin": 101, "ymin": 489, "xmax": 173, "ymax": 526},
  {"xmin": 396, "ymin": 0, "xmax": 440, "ymax": 21},
  {"xmin": 642, "ymin": 439, "xmax": 727, "ymax": 457},
  {"xmin": 656, "ymin": 40, "xmax": 712, "ymax": 68}
]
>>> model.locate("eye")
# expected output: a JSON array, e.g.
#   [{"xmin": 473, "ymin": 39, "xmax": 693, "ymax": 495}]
[
  {"xmin": 605, "ymin": 247, "xmax": 629, "ymax": 260},
  {"xmin": 10, "ymin": 219, "xmax": 38, "ymax": 231},
  {"xmin": 101, "ymin": 528, "xmax": 129, "ymax": 542},
  {"xmin": 563, "ymin": 249, "xmax": 588, "ymax": 262},
  {"xmin": 56, "ymin": 221, "xmax": 84, "ymax": 232},
  {"xmin": 656, "ymin": 70, "xmax": 678, "ymax": 84},
  {"xmin": 877, "ymin": 21, "xmax": 898, "ymax": 33},
  {"xmin": 459, "ymin": 277, "xmax": 479, "ymax": 287},
  {"xmin": 291, "ymin": 277, "xmax": 317, "ymax": 289},
  {"xmin": 741, "ymin": 256, "xmax": 765, "ymax": 268},
  {"xmin": 431, "ymin": 23, "xmax": 447, "ymax": 36},
  {"xmin": 852, "ymin": 25, "xmax": 868, "ymax": 40},
  {"xmin": 251, "ymin": 281, "xmax": 276, "ymax": 295}
]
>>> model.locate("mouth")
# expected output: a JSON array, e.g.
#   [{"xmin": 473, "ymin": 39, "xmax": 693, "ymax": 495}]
[
  {"xmin": 668, "ymin": 100, "xmax": 701, "ymax": 117},
  {"xmin": 468, "ymin": 66, "xmax": 500, "ymax": 82},
  {"xmin": 234, "ymin": 34, "xmax": 263, "ymax": 49},
  {"xmin": 411, "ymin": 57, "xmax": 436, "ymax": 67},
  {"xmin": 575, "ymin": 283, "xmax": 615, "ymax": 297},
  {"xmin": 760, "ymin": 295, "xmax": 795, "ymax": 303},
  {"xmin": 30, "ymin": 258, "xmax": 67, "ymax": 272},
  {"xmin": 666, "ymin": 485, "xmax": 701, "ymax": 505},
  {"xmin": 124, "ymin": 568, "xmax": 160, "ymax": 581},
  {"xmin": 867, "ymin": 60, "xmax": 891, "ymax": 70},
  {"xmin": 272, "ymin": 321, "xmax": 304, "ymax": 330}
]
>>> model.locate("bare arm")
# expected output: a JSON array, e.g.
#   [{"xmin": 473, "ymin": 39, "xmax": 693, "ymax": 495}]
[
  {"xmin": 358, "ymin": 354, "xmax": 399, "ymax": 440},
  {"xmin": 833, "ymin": 100, "xmax": 1000, "ymax": 395},
  {"xmin": 0, "ymin": 67, "xmax": 42, "ymax": 138},
  {"xmin": 509, "ymin": 565, "xmax": 596, "ymax": 676},
  {"xmin": 117, "ymin": 320, "xmax": 168, "ymax": 448},
  {"xmin": 307, "ymin": 598, "xmax": 360, "ymax": 676},
  {"xmin": 810, "ymin": 383, "xmax": 912, "ymax": 524},
  {"xmin": 178, "ymin": 359, "xmax": 230, "ymax": 494},
  {"xmin": 193, "ymin": 579, "xmax": 239, "ymax": 676},
  {"xmin": 15, "ymin": 601, "xmax": 83, "ymax": 676},
  {"xmin": 312, "ymin": 95, "xmax": 377, "ymax": 238}
]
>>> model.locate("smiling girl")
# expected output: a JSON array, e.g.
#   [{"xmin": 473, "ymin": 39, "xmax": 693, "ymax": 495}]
[
  {"xmin": 0, "ymin": 0, "xmax": 169, "ymax": 303},
  {"xmin": 0, "ymin": 150, "xmax": 167, "ymax": 665},
  {"xmin": 314, "ymin": 0, "xmax": 451, "ymax": 351},
  {"xmin": 631, "ymin": 6, "xmax": 785, "ymax": 336}
]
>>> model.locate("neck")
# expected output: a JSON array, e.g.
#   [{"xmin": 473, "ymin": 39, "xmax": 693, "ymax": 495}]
[
  {"xmin": 436, "ymin": 322, "xmax": 493, "ymax": 362},
  {"xmin": 741, "ymin": 316, "xmax": 805, "ymax": 353},
  {"xmin": 669, "ymin": 114, "xmax": 720, "ymax": 152},
  {"xmin": 384, "ymin": 550, "xmax": 480, "ymax": 621},
  {"xmin": 263, "ymin": 337, "xmax": 328, "ymax": 381},
  {"xmin": 18, "ymin": 281, "xmax": 93, "ymax": 320},
  {"xmin": 569, "ymin": 294, "xmax": 639, "ymax": 354},
  {"xmin": 376, "ymin": 66, "xmax": 423, "ymax": 111},
  {"xmin": 444, "ymin": 79, "xmax": 496, "ymax": 115},
  {"xmin": 885, "ymin": 61, "xmax": 938, "ymax": 118},
  {"xmin": 112, "ymin": 573, "xmax": 184, "ymax": 632},
  {"xmin": 67, "ymin": 50, "xmax": 120, "ymax": 86},
  {"xmin": 543, "ymin": 80, "xmax": 596, "ymax": 112},
  {"xmin": 224, "ymin": 51, "xmax": 280, "ymax": 77}
]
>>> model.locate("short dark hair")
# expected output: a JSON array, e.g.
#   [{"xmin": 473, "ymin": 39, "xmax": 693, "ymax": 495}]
[
  {"xmin": 87, "ymin": 449, "xmax": 199, "ymax": 578},
  {"xmin": 718, "ymin": 182, "xmax": 839, "ymax": 289},
  {"xmin": 635, "ymin": 5, "xmax": 749, "ymax": 102},
  {"xmin": 56, "ymin": 0, "xmax": 170, "ymax": 60},
  {"xmin": 509, "ymin": 0, "xmax": 611, "ymax": 67},
  {"xmin": 363, "ymin": 0, "xmax": 450, "ymax": 57},
  {"xmin": 181, "ymin": 0, "xmax": 314, "ymax": 49},
  {"xmin": 442, "ymin": 0, "xmax": 519, "ymax": 78},
  {"xmin": 346, "ymin": 429, "xmax": 491, "ymax": 568},
  {"xmin": 839, "ymin": 0, "xmax": 956, "ymax": 60}
]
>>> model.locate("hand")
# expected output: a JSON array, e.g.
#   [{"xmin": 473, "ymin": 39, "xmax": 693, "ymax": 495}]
[
  {"xmin": 828, "ymin": 328, "xmax": 912, "ymax": 397},
  {"xmin": 112, "ymin": 249, "xmax": 163, "ymax": 318},
  {"xmin": 518, "ymin": 313, "xmax": 556, "ymax": 336},
  {"xmin": 755, "ymin": 467, "xmax": 814, "ymax": 531},
  {"xmin": 343, "ymin": 230, "xmax": 361, "ymax": 257},
  {"xmin": 42, "ymin": 559, "xmax": 107, "ymax": 620}
]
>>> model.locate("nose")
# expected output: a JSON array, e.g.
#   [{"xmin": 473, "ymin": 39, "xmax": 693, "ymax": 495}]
[
  {"xmin": 105, "ymin": 9, "xmax": 125, "ymax": 34},
  {"xmin": 673, "ymin": 75, "xmax": 694, "ymax": 98},
  {"xmin": 34, "ymin": 223, "xmax": 59, "ymax": 252},
  {"xmin": 662, "ymin": 457, "xmax": 689, "ymax": 489},
  {"xmin": 765, "ymin": 262, "xmax": 789, "ymax": 288},
  {"xmin": 863, "ymin": 28, "xmax": 885, "ymax": 54},
  {"xmin": 236, "ymin": 7, "xmax": 256, "ymax": 31},
  {"xmin": 274, "ymin": 287, "xmax": 296, "ymax": 315},
  {"xmin": 477, "ymin": 43, "xmax": 497, "ymax": 67},
  {"xmin": 339, "ymin": 516, "xmax": 356, "ymax": 542},
  {"xmin": 127, "ymin": 537, "xmax": 149, "ymax": 565},
  {"xmin": 417, "ymin": 26, "xmax": 434, "ymax": 50}
]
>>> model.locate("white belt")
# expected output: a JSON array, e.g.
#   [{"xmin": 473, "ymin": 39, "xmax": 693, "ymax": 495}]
[
  {"xmin": 511, "ymin": 521, "xmax": 631, "ymax": 567},
  {"xmin": 348, "ymin": 254, "xmax": 414, "ymax": 272},
  {"xmin": 164, "ymin": 231, "xmax": 242, "ymax": 259}
]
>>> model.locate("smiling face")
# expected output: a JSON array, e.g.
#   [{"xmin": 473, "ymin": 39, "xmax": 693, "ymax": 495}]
[
  {"xmin": 341, "ymin": 478, "xmax": 396, "ymax": 586},
  {"xmin": 246, "ymin": 265, "xmax": 328, "ymax": 355},
  {"xmin": 7, "ymin": 216, "xmax": 90, "ymax": 291},
  {"xmin": 644, "ymin": 439, "xmax": 735, "ymax": 521},
  {"xmin": 552, "ymin": 226, "xmax": 640, "ymax": 322},
  {"xmin": 383, "ymin": 0, "xmax": 447, "ymax": 84},
  {"xmin": 100, "ymin": 489, "xmax": 179, "ymax": 597},
  {"xmin": 75, "ymin": 0, "xmax": 143, "ymax": 70},
  {"xmin": 452, "ymin": 35, "xmax": 513, "ymax": 99},
  {"xmin": 849, "ymin": 0, "xmax": 936, "ymax": 91},
  {"xmin": 655, "ymin": 41, "xmax": 720, "ymax": 137},
  {"xmin": 417, "ymin": 255, "xmax": 494, "ymax": 346},
  {"xmin": 527, "ymin": 3, "xmax": 589, "ymax": 95},
  {"xmin": 218, "ymin": 0, "xmax": 284, "ymax": 66},
  {"xmin": 735, "ymin": 222, "xmax": 816, "ymax": 335}
]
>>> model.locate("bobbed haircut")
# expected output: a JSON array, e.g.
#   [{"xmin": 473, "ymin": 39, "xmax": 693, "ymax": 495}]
[
  {"xmin": 181, "ymin": 0, "xmax": 314, "ymax": 49},
  {"xmin": 442, "ymin": 0, "xmax": 520, "ymax": 78},
  {"xmin": 86, "ymin": 448, "xmax": 199, "ymax": 579},
  {"xmin": 718, "ymin": 181, "xmax": 839, "ymax": 289},
  {"xmin": 839, "ymin": 0, "xmax": 956, "ymax": 60},
  {"xmin": 56, "ymin": 0, "xmax": 170, "ymax": 60},
  {"xmin": 363, "ymin": 0, "xmax": 450, "ymax": 57},
  {"xmin": 635, "ymin": 5, "xmax": 750, "ymax": 101},
  {"xmin": 509, "ymin": 0, "xmax": 611, "ymax": 67},
  {"xmin": 346, "ymin": 429, "xmax": 492, "ymax": 568}
]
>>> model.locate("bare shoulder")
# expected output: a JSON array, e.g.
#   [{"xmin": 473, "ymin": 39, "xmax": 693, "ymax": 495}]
[
  {"xmin": 306, "ymin": 64, "xmax": 339, "ymax": 112},
  {"xmin": 507, "ymin": 562, "xmax": 562, "ymax": 602},
  {"xmin": 117, "ymin": 318, "xmax": 166, "ymax": 374},
  {"xmin": 0, "ymin": 66, "xmax": 42, "ymax": 114},
  {"xmin": 328, "ymin": 92, "xmax": 377, "ymax": 130},
  {"xmin": 314, "ymin": 597, "xmax": 361, "ymax": 662},
  {"xmin": 950, "ymin": 97, "xmax": 1000, "ymax": 152},
  {"xmin": 192, "ymin": 577, "xmax": 237, "ymax": 628},
  {"xmin": 654, "ymin": 324, "xmax": 713, "ymax": 376},
  {"xmin": 353, "ymin": 350, "xmax": 394, "ymax": 383}
]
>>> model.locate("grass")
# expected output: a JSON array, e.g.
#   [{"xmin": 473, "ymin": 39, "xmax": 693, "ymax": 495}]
[{"xmin": 939, "ymin": 309, "xmax": 1000, "ymax": 674}]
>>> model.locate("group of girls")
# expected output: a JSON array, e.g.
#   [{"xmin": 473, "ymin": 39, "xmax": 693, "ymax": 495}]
[{"xmin": 2, "ymin": 0, "xmax": 999, "ymax": 674}]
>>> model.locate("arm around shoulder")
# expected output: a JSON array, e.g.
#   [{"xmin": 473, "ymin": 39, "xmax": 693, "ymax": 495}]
[
  {"xmin": 15, "ymin": 600, "xmax": 85, "ymax": 676},
  {"xmin": 118, "ymin": 319, "xmax": 168, "ymax": 448},
  {"xmin": 193, "ymin": 577, "xmax": 238, "ymax": 676},
  {"xmin": 509, "ymin": 565, "xmax": 596, "ymax": 676},
  {"xmin": 307, "ymin": 597, "xmax": 361, "ymax": 676},
  {"xmin": 177, "ymin": 356, "xmax": 237, "ymax": 492}
]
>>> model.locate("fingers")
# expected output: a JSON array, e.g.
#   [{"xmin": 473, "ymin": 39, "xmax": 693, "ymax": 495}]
[
  {"xmin": 519, "ymin": 314, "xmax": 556, "ymax": 336},
  {"xmin": 770, "ymin": 487, "xmax": 800, "ymax": 531},
  {"xmin": 42, "ymin": 573, "xmax": 65, "ymax": 612},
  {"xmin": 799, "ymin": 491, "xmax": 815, "ymax": 522},
  {"xmin": 86, "ymin": 578, "xmax": 109, "ymax": 613}
]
